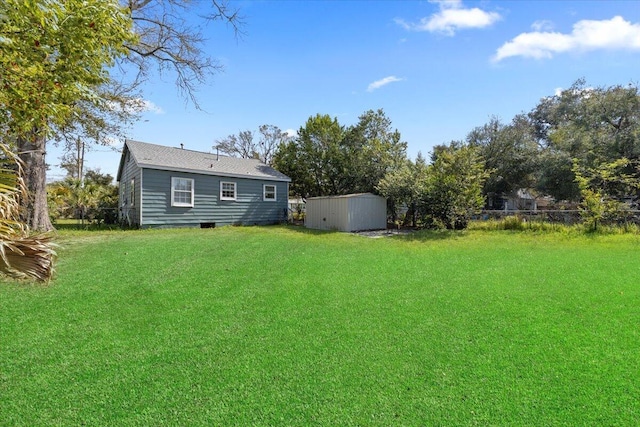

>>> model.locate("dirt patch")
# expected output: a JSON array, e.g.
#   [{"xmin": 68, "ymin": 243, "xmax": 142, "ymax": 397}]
[{"xmin": 353, "ymin": 228, "xmax": 416, "ymax": 238}]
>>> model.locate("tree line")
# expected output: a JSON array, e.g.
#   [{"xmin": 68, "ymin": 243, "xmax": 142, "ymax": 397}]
[{"xmin": 237, "ymin": 79, "xmax": 637, "ymax": 230}]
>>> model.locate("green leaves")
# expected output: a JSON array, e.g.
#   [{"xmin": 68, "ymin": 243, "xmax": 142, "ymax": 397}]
[
  {"xmin": 273, "ymin": 109, "xmax": 408, "ymax": 198},
  {"xmin": 421, "ymin": 143, "xmax": 488, "ymax": 230},
  {"xmin": 0, "ymin": 0, "xmax": 137, "ymax": 138},
  {"xmin": 573, "ymin": 158, "xmax": 638, "ymax": 231},
  {"xmin": 529, "ymin": 80, "xmax": 640, "ymax": 202},
  {"xmin": 378, "ymin": 143, "xmax": 488, "ymax": 230}
]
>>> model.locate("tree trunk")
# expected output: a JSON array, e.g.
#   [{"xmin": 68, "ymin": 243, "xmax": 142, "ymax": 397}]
[
  {"xmin": 403, "ymin": 202, "xmax": 416, "ymax": 228},
  {"xmin": 17, "ymin": 133, "xmax": 54, "ymax": 232}
]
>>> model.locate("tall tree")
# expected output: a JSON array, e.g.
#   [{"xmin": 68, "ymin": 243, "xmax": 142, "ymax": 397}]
[
  {"xmin": 123, "ymin": 0, "xmax": 243, "ymax": 109},
  {"xmin": 257, "ymin": 124, "xmax": 291, "ymax": 165},
  {"xmin": 529, "ymin": 79, "xmax": 640, "ymax": 201},
  {"xmin": 273, "ymin": 114, "xmax": 345, "ymax": 197},
  {"xmin": 215, "ymin": 130, "xmax": 257, "ymax": 159},
  {"xmin": 377, "ymin": 153, "xmax": 428, "ymax": 226},
  {"xmin": 420, "ymin": 143, "xmax": 488, "ymax": 229},
  {"xmin": 0, "ymin": 0, "xmax": 137, "ymax": 230},
  {"xmin": 467, "ymin": 115, "xmax": 540, "ymax": 207},
  {"xmin": 343, "ymin": 109, "xmax": 408, "ymax": 193},
  {"xmin": 292, "ymin": 114, "xmax": 346, "ymax": 197},
  {"xmin": 1, "ymin": 0, "xmax": 243, "ymax": 231},
  {"xmin": 273, "ymin": 109, "xmax": 407, "ymax": 198},
  {"xmin": 215, "ymin": 125, "xmax": 290, "ymax": 165}
]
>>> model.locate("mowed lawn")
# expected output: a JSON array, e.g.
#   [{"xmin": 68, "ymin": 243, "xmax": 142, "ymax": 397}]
[{"xmin": 1, "ymin": 226, "xmax": 639, "ymax": 425}]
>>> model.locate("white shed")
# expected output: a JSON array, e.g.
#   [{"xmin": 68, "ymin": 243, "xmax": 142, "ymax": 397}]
[{"xmin": 305, "ymin": 193, "xmax": 387, "ymax": 232}]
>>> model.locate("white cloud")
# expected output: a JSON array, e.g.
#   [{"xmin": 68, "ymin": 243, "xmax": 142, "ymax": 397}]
[
  {"xmin": 138, "ymin": 99, "xmax": 165, "ymax": 114},
  {"xmin": 106, "ymin": 98, "xmax": 165, "ymax": 115},
  {"xmin": 531, "ymin": 20, "xmax": 554, "ymax": 32},
  {"xmin": 395, "ymin": 0, "xmax": 501, "ymax": 36},
  {"xmin": 367, "ymin": 76, "xmax": 404, "ymax": 92},
  {"xmin": 494, "ymin": 16, "xmax": 640, "ymax": 62},
  {"xmin": 284, "ymin": 129, "xmax": 297, "ymax": 137}
]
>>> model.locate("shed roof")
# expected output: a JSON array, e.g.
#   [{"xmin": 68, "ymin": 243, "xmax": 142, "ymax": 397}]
[
  {"xmin": 306, "ymin": 193, "xmax": 384, "ymax": 200},
  {"xmin": 117, "ymin": 139, "xmax": 290, "ymax": 182}
]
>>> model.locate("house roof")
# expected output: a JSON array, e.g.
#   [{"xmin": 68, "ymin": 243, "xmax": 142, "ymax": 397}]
[{"xmin": 117, "ymin": 139, "xmax": 290, "ymax": 182}]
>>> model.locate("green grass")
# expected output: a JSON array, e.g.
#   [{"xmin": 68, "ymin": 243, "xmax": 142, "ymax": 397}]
[{"xmin": 2, "ymin": 226, "xmax": 640, "ymax": 425}]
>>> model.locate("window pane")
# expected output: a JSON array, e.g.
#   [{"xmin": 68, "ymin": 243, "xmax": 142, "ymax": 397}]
[
  {"xmin": 172, "ymin": 178, "xmax": 193, "ymax": 206},
  {"xmin": 176, "ymin": 192, "xmax": 191, "ymax": 204},
  {"xmin": 175, "ymin": 178, "xmax": 191, "ymax": 191},
  {"xmin": 264, "ymin": 185, "xmax": 275, "ymax": 199},
  {"xmin": 221, "ymin": 182, "xmax": 236, "ymax": 199}
]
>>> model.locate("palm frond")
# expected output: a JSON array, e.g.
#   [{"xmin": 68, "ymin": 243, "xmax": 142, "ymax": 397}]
[
  {"xmin": 0, "ymin": 236, "xmax": 57, "ymax": 282},
  {"xmin": 0, "ymin": 144, "xmax": 56, "ymax": 282}
]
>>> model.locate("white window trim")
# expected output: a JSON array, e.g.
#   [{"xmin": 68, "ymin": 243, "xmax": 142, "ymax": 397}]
[
  {"xmin": 171, "ymin": 177, "xmax": 194, "ymax": 207},
  {"xmin": 220, "ymin": 181, "xmax": 237, "ymax": 201},
  {"xmin": 263, "ymin": 184, "xmax": 277, "ymax": 202}
]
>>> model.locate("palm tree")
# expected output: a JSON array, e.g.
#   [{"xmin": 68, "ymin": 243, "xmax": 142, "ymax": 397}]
[
  {"xmin": 48, "ymin": 177, "xmax": 110, "ymax": 225},
  {"xmin": 0, "ymin": 144, "xmax": 56, "ymax": 281}
]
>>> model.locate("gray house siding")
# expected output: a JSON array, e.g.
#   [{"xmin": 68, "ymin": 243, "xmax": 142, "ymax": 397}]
[
  {"xmin": 139, "ymin": 169, "xmax": 288, "ymax": 228},
  {"xmin": 117, "ymin": 140, "xmax": 290, "ymax": 228},
  {"xmin": 118, "ymin": 150, "xmax": 142, "ymax": 226}
]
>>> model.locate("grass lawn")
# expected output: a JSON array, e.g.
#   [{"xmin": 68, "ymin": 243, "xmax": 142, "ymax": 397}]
[{"xmin": 1, "ymin": 225, "xmax": 639, "ymax": 425}]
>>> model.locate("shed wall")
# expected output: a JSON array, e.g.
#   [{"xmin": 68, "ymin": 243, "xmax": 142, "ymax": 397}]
[
  {"xmin": 305, "ymin": 197, "xmax": 348, "ymax": 231},
  {"xmin": 346, "ymin": 195, "xmax": 387, "ymax": 232},
  {"xmin": 305, "ymin": 194, "xmax": 386, "ymax": 232}
]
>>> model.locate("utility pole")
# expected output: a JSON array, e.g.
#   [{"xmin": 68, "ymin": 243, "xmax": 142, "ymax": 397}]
[{"xmin": 76, "ymin": 137, "xmax": 85, "ymax": 184}]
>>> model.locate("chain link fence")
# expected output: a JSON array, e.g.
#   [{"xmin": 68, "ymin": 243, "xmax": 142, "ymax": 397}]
[{"xmin": 478, "ymin": 209, "xmax": 640, "ymax": 226}]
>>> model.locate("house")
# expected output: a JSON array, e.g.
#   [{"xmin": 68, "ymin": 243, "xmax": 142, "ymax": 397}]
[
  {"xmin": 305, "ymin": 193, "xmax": 387, "ymax": 232},
  {"xmin": 504, "ymin": 189, "xmax": 537, "ymax": 211},
  {"xmin": 486, "ymin": 189, "xmax": 538, "ymax": 211},
  {"xmin": 116, "ymin": 140, "xmax": 291, "ymax": 228}
]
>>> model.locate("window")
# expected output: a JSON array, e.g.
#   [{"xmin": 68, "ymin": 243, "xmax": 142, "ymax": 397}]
[
  {"xmin": 263, "ymin": 184, "xmax": 276, "ymax": 201},
  {"xmin": 220, "ymin": 181, "xmax": 237, "ymax": 201},
  {"xmin": 171, "ymin": 177, "xmax": 194, "ymax": 207},
  {"xmin": 129, "ymin": 178, "xmax": 135, "ymax": 206}
]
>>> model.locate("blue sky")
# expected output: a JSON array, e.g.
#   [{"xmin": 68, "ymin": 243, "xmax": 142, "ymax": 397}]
[{"xmin": 46, "ymin": 0, "xmax": 640, "ymax": 182}]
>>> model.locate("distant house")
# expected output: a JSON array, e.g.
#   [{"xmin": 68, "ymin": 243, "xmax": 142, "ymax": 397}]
[
  {"xmin": 486, "ymin": 189, "xmax": 538, "ymax": 211},
  {"xmin": 504, "ymin": 189, "xmax": 538, "ymax": 211},
  {"xmin": 116, "ymin": 140, "xmax": 291, "ymax": 228},
  {"xmin": 305, "ymin": 193, "xmax": 387, "ymax": 232}
]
